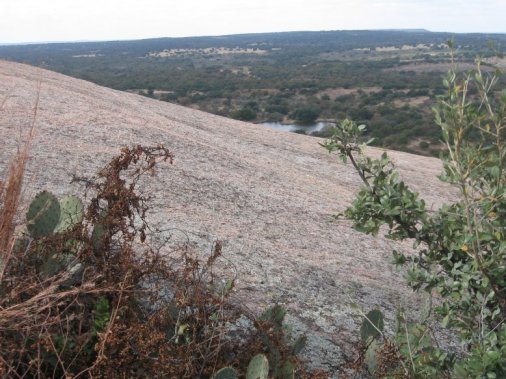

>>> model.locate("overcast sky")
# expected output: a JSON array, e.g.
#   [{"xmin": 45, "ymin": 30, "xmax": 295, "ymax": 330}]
[{"xmin": 1, "ymin": 0, "xmax": 505, "ymax": 44}]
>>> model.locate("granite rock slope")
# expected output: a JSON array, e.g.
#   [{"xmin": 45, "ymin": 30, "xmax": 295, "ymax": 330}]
[{"xmin": 0, "ymin": 60, "xmax": 452, "ymax": 373}]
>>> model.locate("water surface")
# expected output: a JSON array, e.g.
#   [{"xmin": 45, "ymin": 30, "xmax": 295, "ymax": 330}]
[{"xmin": 261, "ymin": 121, "xmax": 333, "ymax": 133}]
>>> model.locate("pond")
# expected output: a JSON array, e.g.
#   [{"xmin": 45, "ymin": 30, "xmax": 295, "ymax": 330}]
[{"xmin": 261, "ymin": 121, "xmax": 334, "ymax": 134}]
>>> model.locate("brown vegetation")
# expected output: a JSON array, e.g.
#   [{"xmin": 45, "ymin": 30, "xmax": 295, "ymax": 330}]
[{"xmin": 0, "ymin": 144, "xmax": 322, "ymax": 377}]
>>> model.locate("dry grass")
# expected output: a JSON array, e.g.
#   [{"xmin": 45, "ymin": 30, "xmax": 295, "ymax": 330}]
[
  {"xmin": 0, "ymin": 142, "xmax": 321, "ymax": 377},
  {"xmin": 0, "ymin": 84, "xmax": 38, "ymax": 279}
]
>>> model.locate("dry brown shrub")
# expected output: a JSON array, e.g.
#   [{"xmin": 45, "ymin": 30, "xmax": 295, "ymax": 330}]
[{"xmin": 0, "ymin": 144, "xmax": 322, "ymax": 378}]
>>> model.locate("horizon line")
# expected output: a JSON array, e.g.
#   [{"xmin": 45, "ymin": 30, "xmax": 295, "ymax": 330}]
[{"xmin": 4, "ymin": 28, "xmax": 505, "ymax": 47}]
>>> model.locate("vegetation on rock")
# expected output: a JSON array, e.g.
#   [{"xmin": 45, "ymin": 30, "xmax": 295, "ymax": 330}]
[
  {"xmin": 323, "ymin": 52, "xmax": 506, "ymax": 377},
  {"xmin": 0, "ymin": 146, "xmax": 317, "ymax": 378}
]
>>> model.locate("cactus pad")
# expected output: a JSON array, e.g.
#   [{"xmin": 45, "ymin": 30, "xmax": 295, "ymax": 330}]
[
  {"xmin": 364, "ymin": 338, "xmax": 380, "ymax": 374},
  {"xmin": 360, "ymin": 309, "xmax": 384, "ymax": 343},
  {"xmin": 26, "ymin": 191, "xmax": 60, "ymax": 238},
  {"xmin": 40, "ymin": 253, "xmax": 77, "ymax": 278},
  {"xmin": 260, "ymin": 304, "xmax": 286, "ymax": 327},
  {"xmin": 55, "ymin": 195, "xmax": 84, "ymax": 232},
  {"xmin": 246, "ymin": 354, "xmax": 269, "ymax": 379},
  {"xmin": 212, "ymin": 367, "xmax": 237, "ymax": 379}
]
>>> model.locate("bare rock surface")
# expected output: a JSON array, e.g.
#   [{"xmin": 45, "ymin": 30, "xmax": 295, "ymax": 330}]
[{"xmin": 0, "ymin": 60, "xmax": 454, "ymax": 375}]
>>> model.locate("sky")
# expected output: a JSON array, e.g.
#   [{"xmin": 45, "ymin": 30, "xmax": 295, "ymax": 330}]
[{"xmin": 1, "ymin": 0, "xmax": 506, "ymax": 44}]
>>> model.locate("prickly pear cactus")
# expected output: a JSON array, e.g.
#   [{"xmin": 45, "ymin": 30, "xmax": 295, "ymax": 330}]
[
  {"xmin": 364, "ymin": 338, "xmax": 380, "ymax": 375},
  {"xmin": 260, "ymin": 304, "xmax": 286, "ymax": 328},
  {"xmin": 360, "ymin": 309, "xmax": 384, "ymax": 343},
  {"xmin": 212, "ymin": 367, "xmax": 238, "ymax": 379},
  {"xmin": 40, "ymin": 252, "xmax": 76, "ymax": 278},
  {"xmin": 246, "ymin": 354, "xmax": 269, "ymax": 379},
  {"xmin": 291, "ymin": 335, "xmax": 306, "ymax": 356},
  {"xmin": 55, "ymin": 195, "xmax": 84, "ymax": 232},
  {"xmin": 12, "ymin": 225, "xmax": 29, "ymax": 252},
  {"xmin": 26, "ymin": 191, "xmax": 60, "ymax": 238},
  {"xmin": 278, "ymin": 360, "xmax": 295, "ymax": 379}
]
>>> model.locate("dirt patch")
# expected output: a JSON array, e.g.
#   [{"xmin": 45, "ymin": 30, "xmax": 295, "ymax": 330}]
[
  {"xmin": 384, "ymin": 62, "xmax": 489, "ymax": 73},
  {"xmin": 148, "ymin": 47, "xmax": 267, "ymax": 58},
  {"xmin": 319, "ymin": 87, "xmax": 382, "ymax": 100},
  {"xmin": 484, "ymin": 56, "xmax": 506, "ymax": 69},
  {"xmin": 375, "ymin": 44, "xmax": 432, "ymax": 52},
  {"xmin": 393, "ymin": 96, "xmax": 430, "ymax": 107}
]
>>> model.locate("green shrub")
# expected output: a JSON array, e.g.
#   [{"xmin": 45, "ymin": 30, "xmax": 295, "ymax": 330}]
[
  {"xmin": 291, "ymin": 107, "xmax": 320, "ymax": 125},
  {"xmin": 322, "ymin": 52, "xmax": 506, "ymax": 377},
  {"xmin": 231, "ymin": 107, "xmax": 257, "ymax": 121}
]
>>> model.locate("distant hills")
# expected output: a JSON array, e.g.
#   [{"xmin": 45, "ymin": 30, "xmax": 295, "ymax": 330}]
[
  {"xmin": 370, "ymin": 28, "xmax": 431, "ymax": 32},
  {"xmin": 0, "ymin": 29, "xmax": 498, "ymax": 56},
  {"xmin": 1, "ymin": 29, "xmax": 505, "ymax": 155}
]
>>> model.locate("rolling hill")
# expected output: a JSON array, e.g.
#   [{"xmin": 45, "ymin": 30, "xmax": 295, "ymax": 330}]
[{"xmin": 0, "ymin": 60, "xmax": 453, "ymax": 373}]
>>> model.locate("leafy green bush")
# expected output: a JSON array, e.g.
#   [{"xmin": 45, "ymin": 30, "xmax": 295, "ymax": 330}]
[{"xmin": 322, "ymin": 54, "xmax": 506, "ymax": 377}]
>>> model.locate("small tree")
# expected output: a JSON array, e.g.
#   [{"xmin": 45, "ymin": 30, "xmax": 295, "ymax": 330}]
[
  {"xmin": 322, "ymin": 54, "xmax": 506, "ymax": 377},
  {"xmin": 292, "ymin": 107, "xmax": 320, "ymax": 125},
  {"xmin": 231, "ymin": 107, "xmax": 257, "ymax": 121}
]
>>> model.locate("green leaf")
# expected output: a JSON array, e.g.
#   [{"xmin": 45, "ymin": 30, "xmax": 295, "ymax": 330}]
[
  {"xmin": 489, "ymin": 166, "xmax": 500, "ymax": 180},
  {"xmin": 93, "ymin": 296, "xmax": 110, "ymax": 334},
  {"xmin": 177, "ymin": 324, "xmax": 189, "ymax": 336},
  {"xmin": 225, "ymin": 278, "xmax": 234, "ymax": 291}
]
